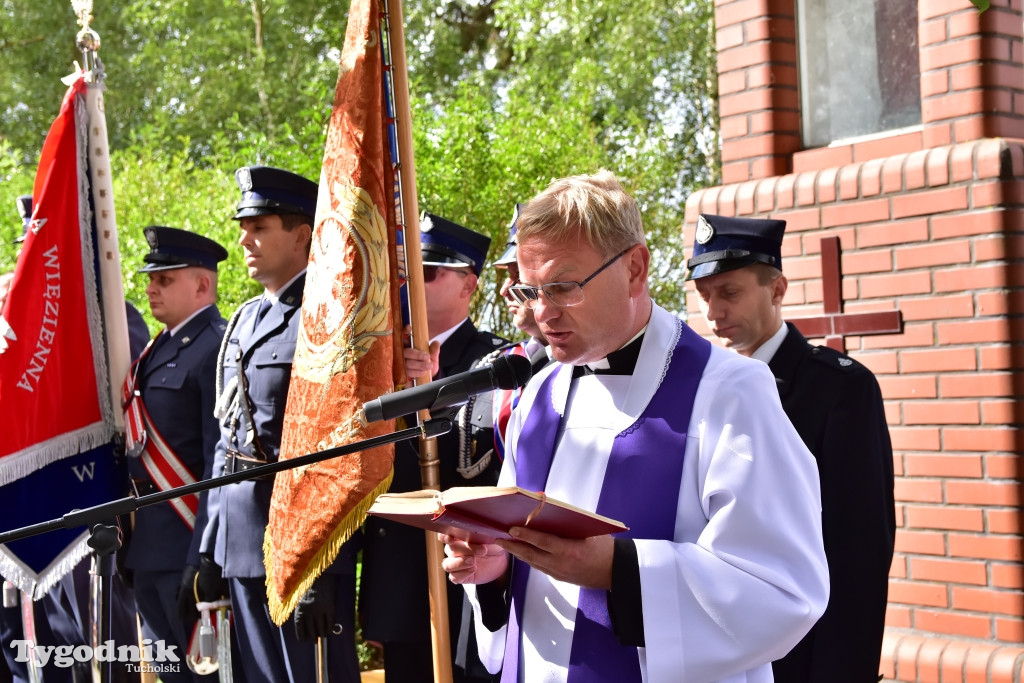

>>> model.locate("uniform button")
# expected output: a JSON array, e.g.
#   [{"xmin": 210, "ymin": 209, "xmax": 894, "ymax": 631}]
[
  {"xmin": 377, "ymin": 528, "xmax": 387, "ymax": 537},
  {"xmin": 272, "ymin": 352, "xmax": 278, "ymax": 359}
]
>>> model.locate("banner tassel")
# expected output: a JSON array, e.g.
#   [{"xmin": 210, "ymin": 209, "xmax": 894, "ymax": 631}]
[{"xmin": 264, "ymin": 469, "xmax": 394, "ymax": 626}]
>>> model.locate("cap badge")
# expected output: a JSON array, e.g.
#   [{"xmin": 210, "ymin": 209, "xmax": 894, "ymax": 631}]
[
  {"xmin": 695, "ymin": 215, "xmax": 714, "ymax": 245},
  {"xmin": 237, "ymin": 167, "xmax": 252, "ymax": 192},
  {"xmin": 145, "ymin": 230, "xmax": 159, "ymax": 248},
  {"xmin": 420, "ymin": 214, "xmax": 434, "ymax": 232}
]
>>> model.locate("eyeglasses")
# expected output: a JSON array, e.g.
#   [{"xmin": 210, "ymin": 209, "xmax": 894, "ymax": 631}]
[
  {"xmin": 501, "ymin": 278, "xmax": 520, "ymax": 302},
  {"xmin": 507, "ymin": 247, "xmax": 632, "ymax": 308},
  {"xmin": 423, "ymin": 265, "xmax": 470, "ymax": 282}
]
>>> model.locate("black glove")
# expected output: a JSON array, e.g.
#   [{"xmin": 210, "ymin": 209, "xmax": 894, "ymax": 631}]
[
  {"xmin": 293, "ymin": 574, "xmax": 337, "ymax": 642},
  {"xmin": 195, "ymin": 554, "xmax": 228, "ymax": 602},
  {"xmin": 176, "ymin": 565, "xmax": 199, "ymax": 628}
]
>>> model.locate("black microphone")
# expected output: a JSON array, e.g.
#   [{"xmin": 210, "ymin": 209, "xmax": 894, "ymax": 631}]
[{"xmin": 362, "ymin": 353, "xmax": 533, "ymax": 423}]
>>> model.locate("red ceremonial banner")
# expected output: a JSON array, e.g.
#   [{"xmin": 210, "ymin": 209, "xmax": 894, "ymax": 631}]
[
  {"xmin": 0, "ymin": 77, "xmax": 112, "ymax": 484},
  {"xmin": 265, "ymin": 0, "xmax": 405, "ymax": 623}
]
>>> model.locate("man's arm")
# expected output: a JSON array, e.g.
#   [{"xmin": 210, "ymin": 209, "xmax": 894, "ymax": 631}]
[
  {"xmin": 187, "ymin": 335, "xmax": 222, "ymax": 565},
  {"xmin": 807, "ymin": 370, "xmax": 895, "ymax": 680}
]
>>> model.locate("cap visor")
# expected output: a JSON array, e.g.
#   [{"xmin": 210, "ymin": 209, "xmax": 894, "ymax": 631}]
[
  {"xmin": 687, "ymin": 258, "xmax": 757, "ymax": 281},
  {"xmin": 421, "ymin": 252, "xmax": 472, "ymax": 268},
  {"xmin": 494, "ymin": 244, "xmax": 517, "ymax": 266},
  {"xmin": 138, "ymin": 262, "xmax": 191, "ymax": 274},
  {"xmin": 233, "ymin": 206, "xmax": 277, "ymax": 219}
]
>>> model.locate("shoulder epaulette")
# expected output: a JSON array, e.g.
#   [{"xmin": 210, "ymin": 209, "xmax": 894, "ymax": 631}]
[
  {"xmin": 472, "ymin": 338, "xmax": 527, "ymax": 369},
  {"xmin": 809, "ymin": 344, "xmax": 866, "ymax": 373}
]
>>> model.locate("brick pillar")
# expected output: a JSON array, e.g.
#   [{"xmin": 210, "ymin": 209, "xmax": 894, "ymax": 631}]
[{"xmin": 716, "ymin": 0, "xmax": 800, "ymax": 184}]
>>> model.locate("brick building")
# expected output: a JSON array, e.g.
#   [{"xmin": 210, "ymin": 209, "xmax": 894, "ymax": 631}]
[{"xmin": 683, "ymin": 1, "xmax": 1024, "ymax": 680}]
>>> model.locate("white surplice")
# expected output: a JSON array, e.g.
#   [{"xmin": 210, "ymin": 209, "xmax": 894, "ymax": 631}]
[{"xmin": 467, "ymin": 303, "xmax": 829, "ymax": 683}]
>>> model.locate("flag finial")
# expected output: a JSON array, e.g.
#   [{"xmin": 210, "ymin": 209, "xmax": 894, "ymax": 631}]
[{"xmin": 70, "ymin": 0, "xmax": 101, "ymax": 73}]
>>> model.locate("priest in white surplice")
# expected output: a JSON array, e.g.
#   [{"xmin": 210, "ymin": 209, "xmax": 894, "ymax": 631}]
[{"xmin": 441, "ymin": 170, "xmax": 829, "ymax": 683}]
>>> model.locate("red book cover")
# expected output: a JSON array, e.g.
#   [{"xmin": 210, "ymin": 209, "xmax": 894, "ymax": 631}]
[{"xmin": 368, "ymin": 486, "xmax": 628, "ymax": 544}]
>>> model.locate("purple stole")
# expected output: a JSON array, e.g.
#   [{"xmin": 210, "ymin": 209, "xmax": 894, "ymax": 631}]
[{"xmin": 501, "ymin": 321, "xmax": 712, "ymax": 681}]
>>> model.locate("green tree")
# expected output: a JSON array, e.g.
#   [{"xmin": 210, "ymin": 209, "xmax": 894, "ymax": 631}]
[{"xmin": 1, "ymin": 0, "xmax": 719, "ymax": 338}]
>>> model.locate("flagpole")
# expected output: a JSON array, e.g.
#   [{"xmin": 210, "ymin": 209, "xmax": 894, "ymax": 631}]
[
  {"xmin": 383, "ymin": 1, "xmax": 454, "ymax": 681},
  {"xmin": 70, "ymin": 5, "xmax": 126, "ymax": 683},
  {"xmin": 72, "ymin": 0, "xmax": 131, "ymax": 431}
]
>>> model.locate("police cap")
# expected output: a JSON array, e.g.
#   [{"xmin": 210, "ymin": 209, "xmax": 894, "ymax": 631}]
[
  {"xmin": 233, "ymin": 166, "xmax": 318, "ymax": 220},
  {"xmin": 420, "ymin": 213, "xmax": 491, "ymax": 277},
  {"xmin": 140, "ymin": 226, "xmax": 229, "ymax": 273},
  {"xmin": 687, "ymin": 214, "xmax": 786, "ymax": 280},
  {"xmin": 494, "ymin": 203, "xmax": 525, "ymax": 269}
]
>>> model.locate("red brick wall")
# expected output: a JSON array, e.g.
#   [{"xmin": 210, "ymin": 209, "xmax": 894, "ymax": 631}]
[{"xmin": 693, "ymin": 1, "xmax": 1024, "ymax": 680}]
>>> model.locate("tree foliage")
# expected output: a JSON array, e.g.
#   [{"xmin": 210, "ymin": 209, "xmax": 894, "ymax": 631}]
[{"xmin": 0, "ymin": 0, "xmax": 719, "ymax": 338}]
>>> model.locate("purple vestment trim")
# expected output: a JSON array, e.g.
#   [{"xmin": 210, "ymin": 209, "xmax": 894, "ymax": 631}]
[{"xmin": 501, "ymin": 321, "xmax": 712, "ymax": 681}]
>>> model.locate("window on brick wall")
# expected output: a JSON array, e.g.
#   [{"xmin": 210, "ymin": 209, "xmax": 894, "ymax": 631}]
[{"xmin": 797, "ymin": 0, "xmax": 921, "ymax": 147}]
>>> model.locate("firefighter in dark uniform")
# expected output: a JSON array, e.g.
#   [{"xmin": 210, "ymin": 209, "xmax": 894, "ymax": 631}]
[
  {"xmin": 121, "ymin": 226, "xmax": 228, "ymax": 682},
  {"xmin": 360, "ymin": 214, "xmax": 507, "ymax": 682},
  {"xmin": 198, "ymin": 166, "xmax": 360, "ymax": 683},
  {"xmin": 688, "ymin": 214, "xmax": 895, "ymax": 683}
]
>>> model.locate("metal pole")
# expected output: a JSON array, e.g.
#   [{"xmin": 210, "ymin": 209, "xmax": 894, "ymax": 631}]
[
  {"xmin": 381, "ymin": 1, "xmax": 453, "ymax": 680},
  {"xmin": 18, "ymin": 588, "xmax": 42, "ymax": 683},
  {"xmin": 316, "ymin": 636, "xmax": 329, "ymax": 683},
  {"xmin": 88, "ymin": 523, "xmax": 119, "ymax": 683}
]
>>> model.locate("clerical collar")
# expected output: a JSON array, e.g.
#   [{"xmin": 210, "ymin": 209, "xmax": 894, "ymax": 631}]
[{"xmin": 572, "ymin": 327, "xmax": 646, "ymax": 377}]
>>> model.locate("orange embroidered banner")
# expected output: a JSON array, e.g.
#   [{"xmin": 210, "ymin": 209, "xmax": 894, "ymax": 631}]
[{"xmin": 265, "ymin": 0, "xmax": 405, "ymax": 622}]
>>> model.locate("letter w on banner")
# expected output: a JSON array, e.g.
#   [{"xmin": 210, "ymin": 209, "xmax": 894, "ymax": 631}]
[
  {"xmin": 266, "ymin": 0, "xmax": 406, "ymax": 623},
  {"xmin": 0, "ymin": 73, "xmax": 128, "ymax": 598}
]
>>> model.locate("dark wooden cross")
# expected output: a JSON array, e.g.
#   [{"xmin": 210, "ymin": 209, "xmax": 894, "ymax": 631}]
[{"xmin": 789, "ymin": 236, "xmax": 903, "ymax": 353}]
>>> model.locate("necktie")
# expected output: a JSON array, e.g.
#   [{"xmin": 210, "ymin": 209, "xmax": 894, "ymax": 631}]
[
  {"xmin": 255, "ymin": 297, "xmax": 272, "ymax": 326},
  {"xmin": 150, "ymin": 330, "xmax": 171, "ymax": 357}
]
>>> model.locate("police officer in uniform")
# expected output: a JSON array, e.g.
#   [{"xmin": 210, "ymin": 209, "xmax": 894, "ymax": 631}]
[
  {"xmin": 120, "ymin": 226, "xmax": 228, "ymax": 682},
  {"xmin": 688, "ymin": 214, "xmax": 895, "ymax": 683},
  {"xmin": 360, "ymin": 214, "xmax": 507, "ymax": 682},
  {"xmin": 199, "ymin": 166, "xmax": 361, "ymax": 683}
]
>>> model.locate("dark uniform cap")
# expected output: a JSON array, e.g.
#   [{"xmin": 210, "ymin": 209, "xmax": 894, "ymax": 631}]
[
  {"xmin": 686, "ymin": 214, "xmax": 787, "ymax": 280},
  {"xmin": 420, "ymin": 212, "xmax": 491, "ymax": 277},
  {"xmin": 139, "ymin": 226, "xmax": 229, "ymax": 273},
  {"xmin": 14, "ymin": 195, "xmax": 32, "ymax": 243},
  {"xmin": 494, "ymin": 203, "xmax": 525, "ymax": 269},
  {"xmin": 232, "ymin": 165, "xmax": 318, "ymax": 220}
]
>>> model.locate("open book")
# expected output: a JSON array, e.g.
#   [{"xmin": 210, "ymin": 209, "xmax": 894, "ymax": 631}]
[{"xmin": 367, "ymin": 486, "xmax": 628, "ymax": 544}]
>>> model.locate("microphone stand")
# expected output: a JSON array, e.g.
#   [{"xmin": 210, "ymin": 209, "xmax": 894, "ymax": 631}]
[
  {"xmin": 0, "ymin": 418, "xmax": 451, "ymax": 545},
  {"xmin": 0, "ymin": 419, "xmax": 450, "ymax": 682}
]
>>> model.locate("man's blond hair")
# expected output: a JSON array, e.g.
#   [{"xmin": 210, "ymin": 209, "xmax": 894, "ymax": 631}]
[{"xmin": 516, "ymin": 169, "xmax": 645, "ymax": 258}]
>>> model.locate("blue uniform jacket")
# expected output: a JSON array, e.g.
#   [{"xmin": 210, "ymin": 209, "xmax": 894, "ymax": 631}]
[
  {"xmin": 201, "ymin": 276, "xmax": 356, "ymax": 579},
  {"xmin": 125, "ymin": 304, "xmax": 226, "ymax": 572}
]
